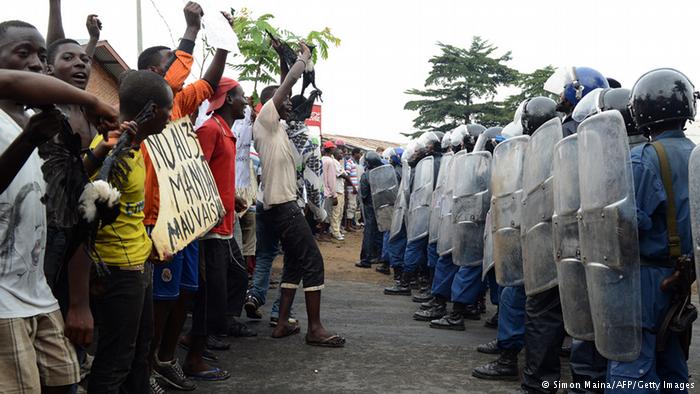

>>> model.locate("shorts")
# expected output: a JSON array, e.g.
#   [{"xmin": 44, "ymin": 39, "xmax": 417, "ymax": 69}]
[
  {"xmin": 239, "ymin": 210, "xmax": 256, "ymax": 256},
  {"xmin": 0, "ymin": 310, "xmax": 80, "ymax": 391},
  {"xmin": 153, "ymin": 241, "xmax": 199, "ymax": 300}
]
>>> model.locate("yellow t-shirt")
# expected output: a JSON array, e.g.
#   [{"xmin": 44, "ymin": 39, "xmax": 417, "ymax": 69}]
[{"xmin": 90, "ymin": 136, "xmax": 152, "ymax": 266}]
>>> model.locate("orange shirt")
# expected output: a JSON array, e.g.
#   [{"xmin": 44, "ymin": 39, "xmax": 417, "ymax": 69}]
[{"xmin": 142, "ymin": 50, "xmax": 214, "ymax": 226}]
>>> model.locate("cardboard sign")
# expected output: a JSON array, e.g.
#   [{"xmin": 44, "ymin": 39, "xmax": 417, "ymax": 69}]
[{"xmin": 144, "ymin": 118, "xmax": 225, "ymax": 259}]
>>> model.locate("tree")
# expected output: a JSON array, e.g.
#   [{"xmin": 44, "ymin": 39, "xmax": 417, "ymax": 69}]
[
  {"xmin": 216, "ymin": 8, "xmax": 341, "ymax": 100},
  {"xmin": 403, "ymin": 37, "xmax": 518, "ymax": 136},
  {"xmin": 504, "ymin": 65, "xmax": 558, "ymax": 115}
]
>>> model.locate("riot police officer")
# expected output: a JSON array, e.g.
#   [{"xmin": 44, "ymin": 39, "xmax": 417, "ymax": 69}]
[{"xmin": 606, "ymin": 68, "xmax": 696, "ymax": 392}]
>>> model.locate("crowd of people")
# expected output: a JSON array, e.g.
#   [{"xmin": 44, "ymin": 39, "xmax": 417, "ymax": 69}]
[
  {"xmin": 0, "ymin": 0, "xmax": 698, "ymax": 393},
  {"xmin": 355, "ymin": 67, "xmax": 698, "ymax": 393},
  {"xmin": 0, "ymin": 1, "xmax": 350, "ymax": 393}
]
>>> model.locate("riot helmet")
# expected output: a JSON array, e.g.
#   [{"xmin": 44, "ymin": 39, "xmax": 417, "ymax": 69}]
[
  {"xmin": 573, "ymin": 88, "xmax": 639, "ymax": 136},
  {"xmin": 544, "ymin": 66, "xmax": 609, "ymax": 113},
  {"xmin": 441, "ymin": 131, "xmax": 452, "ymax": 151},
  {"xmin": 364, "ymin": 151, "xmax": 384, "ymax": 170},
  {"xmin": 629, "ymin": 68, "xmax": 697, "ymax": 132},
  {"xmin": 473, "ymin": 126, "xmax": 503, "ymax": 152},
  {"xmin": 417, "ymin": 131, "xmax": 441, "ymax": 155},
  {"xmin": 520, "ymin": 96, "xmax": 558, "ymax": 135},
  {"xmin": 450, "ymin": 125, "xmax": 468, "ymax": 152},
  {"xmin": 382, "ymin": 147, "xmax": 394, "ymax": 162},
  {"xmin": 462, "ymin": 124, "xmax": 486, "ymax": 152},
  {"xmin": 501, "ymin": 121, "xmax": 523, "ymax": 138},
  {"xmin": 433, "ymin": 131, "xmax": 446, "ymax": 153},
  {"xmin": 392, "ymin": 147, "xmax": 404, "ymax": 166}
]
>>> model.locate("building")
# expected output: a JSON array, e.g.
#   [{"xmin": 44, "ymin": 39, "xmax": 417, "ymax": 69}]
[
  {"xmin": 322, "ymin": 133, "xmax": 403, "ymax": 153},
  {"xmin": 84, "ymin": 40, "xmax": 130, "ymax": 106}
]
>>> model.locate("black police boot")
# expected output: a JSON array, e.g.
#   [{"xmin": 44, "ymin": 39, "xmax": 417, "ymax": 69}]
[
  {"xmin": 375, "ymin": 262, "xmax": 391, "ymax": 275},
  {"xmin": 392, "ymin": 266, "xmax": 403, "ymax": 283},
  {"xmin": 413, "ymin": 296, "xmax": 447, "ymax": 321},
  {"xmin": 476, "ymin": 339, "xmax": 499, "ymax": 355},
  {"xmin": 419, "ymin": 297, "xmax": 441, "ymax": 310},
  {"xmin": 484, "ymin": 306, "xmax": 499, "ymax": 329},
  {"xmin": 463, "ymin": 303, "xmax": 481, "ymax": 321},
  {"xmin": 429, "ymin": 310, "xmax": 465, "ymax": 331},
  {"xmin": 412, "ymin": 288, "xmax": 433, "ymax": 303},
  {"xmin": 384, "ymin": 271, "xmax": 413, "ymax": 296},
  {"xmin": 477, "ymin": 295, "xmax": 487, "ymax": 314},
  {"xmin": 472, "ymin": 348, "xmax": 520, "ymax": 381}
]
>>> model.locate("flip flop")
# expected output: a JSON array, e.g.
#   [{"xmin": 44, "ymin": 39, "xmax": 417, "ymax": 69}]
[
  {"xmin": 305, "ymin": 334, "xmax": 346, "ymax": 348},
  {"xmin": 270, "ymin": 323, "xmax": 300, "ymax": 338},
  {"xmin": 184, "ymin": 367, "xmax": 230, "ymax": 381}
]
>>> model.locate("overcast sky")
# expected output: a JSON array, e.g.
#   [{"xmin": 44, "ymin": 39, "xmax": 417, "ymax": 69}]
[{"xmin": 7, "ymin": 0, "xmax": 700, "ymax": 143}]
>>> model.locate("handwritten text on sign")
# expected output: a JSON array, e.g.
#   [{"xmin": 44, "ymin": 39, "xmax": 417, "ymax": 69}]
[{"xmin": 144, "ymin": 118, "xmax": 225, "ymax": 259}]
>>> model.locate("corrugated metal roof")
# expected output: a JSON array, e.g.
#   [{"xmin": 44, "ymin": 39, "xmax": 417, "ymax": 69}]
[{"xmin": 322, "ymin": 133, "xmax": 403, "ymax": 151}]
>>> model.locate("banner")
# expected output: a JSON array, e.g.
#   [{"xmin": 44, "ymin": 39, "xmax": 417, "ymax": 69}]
[
  {"xmin": 306, "ymin": 104, "xmax": 322, "ymax": 131},
  {"xmin": 144, "ymin": 118, "xmax": 225, "ymax": 259}
]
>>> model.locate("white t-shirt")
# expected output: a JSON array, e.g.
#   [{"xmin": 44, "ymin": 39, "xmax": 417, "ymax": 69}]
[
  {"xmin": 0, "ymin": 109, "xmax": 58, "ymax": 318},
  {"xmin": 253, "ymin": 101, "xmax": 298, "ymax": 209},
  {"xmin": 334, "ymin": 159, "xmax": 346, "ymax": 194},
  {"xmin": 233, "ymin": 107, "xmax": 253, "ymax": 188}
]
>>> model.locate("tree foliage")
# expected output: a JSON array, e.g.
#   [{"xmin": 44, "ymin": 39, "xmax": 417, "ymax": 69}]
[
  {"xmin": 403, "ymin": 37, "xmax": 519, "ymax": 136},
  {"xmin": 404, "ymin": 39, "xmax": 560, "ymax": 137},
  {"xmin": 218, "ymin": 8, "xmax": 340, "ymax": 100}
]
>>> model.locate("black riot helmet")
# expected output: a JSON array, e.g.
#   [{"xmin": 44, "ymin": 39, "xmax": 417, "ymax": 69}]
[
  {"xmin": 599, "ymin": 88, "xmax": 639, "ymax": 136},
  {"xmin": 630, "ymin": 68, "xmax": 698, "ymax": 132},
  {"xmin": 520, "ymin": 96, "xmax": 558, "ymax": 135},
  {"xmin": 463, "ymin": 124, "xmax": 486, "ymax": 152},
  {"xmin": 433, "ymin": 131, "xmax": 446, "ymax": 153},
  {"xmin": 364, "ymin": 151, "xmax": 384, "ymax": 170}
]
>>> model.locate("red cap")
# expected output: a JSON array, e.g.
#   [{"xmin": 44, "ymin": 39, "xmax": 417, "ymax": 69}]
[
  {"xmin": 206, "ymin": 77, "xmax": 240, "ymax": 114},
  {"xmin": 323, "ymin": 140, "xmax": 337, "ymax": 149}
]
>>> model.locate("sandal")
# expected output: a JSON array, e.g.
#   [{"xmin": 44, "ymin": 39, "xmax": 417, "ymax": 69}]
[
  {"xmin": 183, "ymin": 366, "xmax": 230, "ymax": 381},
  {"xmin": 270, "ymin": 323, "xmax": 300, "ymax": 338},
  {"xmin": 305, "ymin": 333, "xmax": 346, "ymax": 348}
]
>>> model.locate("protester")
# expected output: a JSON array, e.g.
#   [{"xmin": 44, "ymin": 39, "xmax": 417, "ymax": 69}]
[
  {"xmin": 85, "ymin": 69, "xmax": 173, "ymax": 393},
  {"xmin": 253, "ymin": 41, "xmax": 345, "ymax": 347},
  {"xmin": 0, "ymin": 21, "xmax": 117, "ymax": 391},
  {"xmin": 345, "ymin": 148, "xmax": 361, "ymax": 231}
]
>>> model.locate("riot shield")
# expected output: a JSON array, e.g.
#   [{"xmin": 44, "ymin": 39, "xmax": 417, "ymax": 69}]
[
  {"xmin": 490, "ymin": 135, "xmax": 529, "ymax": 286},
  {"xmin": 437, "ymin": 155, "xmax": 456, "ymax": 256},
  {"xmin": 407, "ymin": 156, "xmax": 434, "ymax": 242},
  {"xmin": 429, "ymin": 152, "xmax": 453, "ymax": 244},
  {"xmin": 578, "ymin": 110, "xmax": 641, "ymax": 362},
  {"xmin": 482, "ymin": 210, "xmax": 494, "ymax": 280},
  {"xmin": 521, "ymin": 118, "xmax": 562, "ymax": 296},
  {"xmin": 369, "ymin": 164, "xmax": 399, "ymax": 232},
  {"xmin": 389, "ymin": 162, "xmax": 411, "ymax": 240},
  {"xmin": 452, "ymin": 150, "xmax": 492, "ymax": 266},
  {"xmin": 690, "ymin": 146, "xmax": 700, "ymax": 305},
  {"xmin": 552, "ymin": 134, "xmax": 594, "ymax": 340}
]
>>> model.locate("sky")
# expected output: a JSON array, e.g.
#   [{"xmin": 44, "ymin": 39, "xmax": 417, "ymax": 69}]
[{"xmin": 6, "ymin": 0, "xmax": 700, "ymax": 143}]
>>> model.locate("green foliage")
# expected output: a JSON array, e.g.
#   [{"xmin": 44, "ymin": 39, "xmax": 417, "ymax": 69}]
[
  {"xmin": 403, "ymin": 37, "xmax": 519, "ymax": 136},
  {"xmin": 213, "ymin": 8, "xmax": 341, "ymax": 100},
  {"xmin": 503, "ymin": 65, "xmax": 558, "ymax": 114}
]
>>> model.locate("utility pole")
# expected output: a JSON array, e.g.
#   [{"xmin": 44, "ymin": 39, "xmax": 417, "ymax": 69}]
[{"xmin": 136, "ymin": 0, "xmax": 143, "ymax": 56}]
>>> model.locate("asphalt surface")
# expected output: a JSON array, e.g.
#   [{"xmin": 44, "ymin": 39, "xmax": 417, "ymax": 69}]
[{"xmin": 185, "ymin": 279, "xmax": 700, "ymax": 394}]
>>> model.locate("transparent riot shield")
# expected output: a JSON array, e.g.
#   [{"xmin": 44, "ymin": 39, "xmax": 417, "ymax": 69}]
[
  {"xmin": 389, "ymin": 162, "xmax": 411, "ymax": 240},
  {"xmin": 452, "ymin": 150, "xmax": 492, "ymax": 266},
  {"xmin": 429, "ymin": 152, "xmax": 453, "ymax": 244},
  {"xmin": 553, "ymin": 134, "xmax": 594, "ymax": 340},
  {"xmin": 437, "ymin": 155, "xmax": 456, "ymax": 256},
  {"xmin": 490, "ymin": 135, "xmax": 529, "ymax": 286},
  {"xmin": 369, "ymin": 164, "xmax": 399, "ymax": 232},
  {"xmin": 407, "ymin": 156, "xmax": 434, "ymax": 242},
  {"xmin": 578, "ymin": 110, "xmax": 642, "ymax": 362},
  {"xmin": 521, "ymin": 118, "xmax": 562, "ymax": 296}
]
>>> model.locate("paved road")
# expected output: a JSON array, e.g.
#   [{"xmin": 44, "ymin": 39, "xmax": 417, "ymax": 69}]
[{"xmin": 190, "ymin": 280, "xmax": 699, "ymax": 393}]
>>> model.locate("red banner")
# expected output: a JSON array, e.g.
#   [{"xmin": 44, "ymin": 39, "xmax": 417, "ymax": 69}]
[{"xmin": 305, "ymin": 104, "xmax": 322, "ymax": 131}]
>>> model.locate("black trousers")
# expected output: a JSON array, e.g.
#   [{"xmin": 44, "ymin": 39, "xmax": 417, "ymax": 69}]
[
  {"xmin": 521, "ymin": 286, "xmax": 567, "ymax": 393},
  {"xmin": 89, "ymin": 264, "xmax": 153, "ymax": 394},
  {"xmin": 265, "ymin": 201, "xmax": 324, "ymax": 291},
  {"xmin": 192, "ymin": 237, "xmax": 247, "ymax": 337}
]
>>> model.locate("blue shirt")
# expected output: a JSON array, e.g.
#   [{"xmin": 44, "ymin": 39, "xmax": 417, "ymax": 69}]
[{"xmin": 630, "ymin": 129, "xmax": 695, "ymax": 260}]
